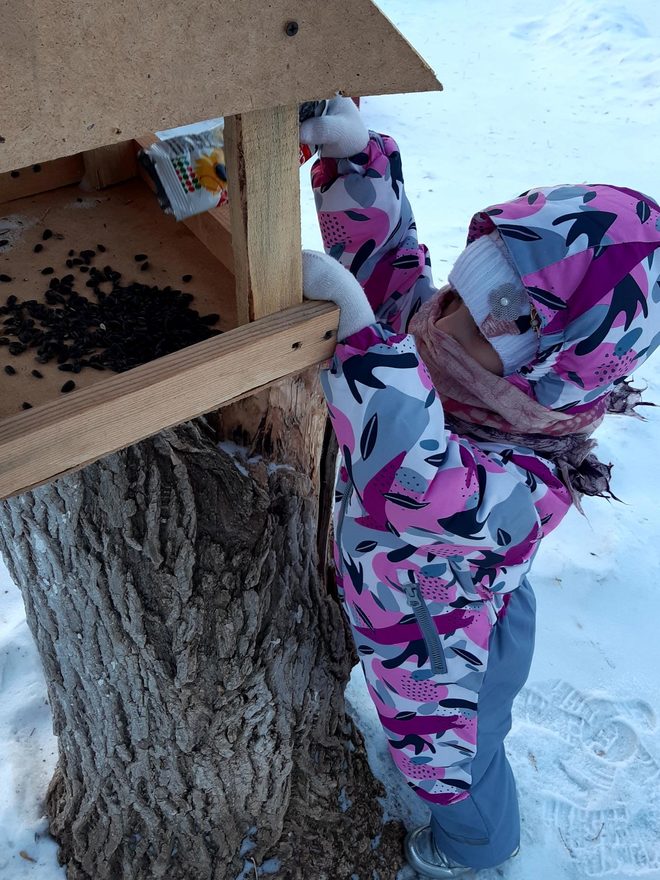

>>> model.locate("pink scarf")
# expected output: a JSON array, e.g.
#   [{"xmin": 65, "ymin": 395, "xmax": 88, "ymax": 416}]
[
  {"xmin": 408, "ymin": 291, "xmax": 607, "ymax": 435},
  {"xmin": 408, "ymin": 291, "xmax": 619, "ymax": 508}
]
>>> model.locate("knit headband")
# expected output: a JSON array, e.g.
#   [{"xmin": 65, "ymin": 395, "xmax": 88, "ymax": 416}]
[{"xmin": 448, "ymin": 232, "xmax": 539, "ymax": 375}]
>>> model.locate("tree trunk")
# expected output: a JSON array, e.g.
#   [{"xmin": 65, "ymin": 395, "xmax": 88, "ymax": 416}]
[{"xmin": 0, "ymin": 370, "xmax": 404, "ymax": 880}]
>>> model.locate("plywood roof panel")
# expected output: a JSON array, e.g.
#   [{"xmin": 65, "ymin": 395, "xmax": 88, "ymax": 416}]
[{"xmin": 0, "ymin": 0, "xmax": 441, "ymax": 172}]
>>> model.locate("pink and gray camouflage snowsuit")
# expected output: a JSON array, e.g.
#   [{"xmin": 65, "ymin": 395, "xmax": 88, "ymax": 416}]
[{"xmin": 312, "ymin": 133, "xmax": 660, "ymax": 816}]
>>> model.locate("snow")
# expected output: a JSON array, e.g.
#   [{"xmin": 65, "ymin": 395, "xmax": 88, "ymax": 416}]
[{"xmin": 1, "ymin": 0, "xmax": 659, "ymax": 877}]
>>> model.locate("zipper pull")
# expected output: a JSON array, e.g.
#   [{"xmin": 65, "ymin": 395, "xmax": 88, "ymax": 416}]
[{"xmin": 404, "ymin": 577, "xmax": 422, "ymax": 609}]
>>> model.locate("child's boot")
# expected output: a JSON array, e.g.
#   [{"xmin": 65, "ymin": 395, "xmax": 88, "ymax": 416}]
[
  {"xmin": 404, "ymin": 825, "xmax": 519, "ymax": 878},
  {"xmin": 404, "ymin": 826, "xmax": 472, "ymax": 878}
]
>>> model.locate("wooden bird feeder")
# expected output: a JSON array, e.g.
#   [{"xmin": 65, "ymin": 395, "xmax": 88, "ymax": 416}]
[{"xmin": 0, "ymin": 0, "xmax": 441, "ymax": 499}]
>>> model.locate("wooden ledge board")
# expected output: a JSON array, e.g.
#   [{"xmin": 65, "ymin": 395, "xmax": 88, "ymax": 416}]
[
  {"xmin": 0, "ymin": 154, "xmax": 85, "ymax": 205},
  {"xmin": 0, "ymin": 143, "xmax": 138, "ymax": 206},
  {"xmin": 0, "ymin": 301, "xmax": 338, "ymax": 498},
  {"xmin": 0, "ymin": 178, "xmax": 243, "ymax": 419}
]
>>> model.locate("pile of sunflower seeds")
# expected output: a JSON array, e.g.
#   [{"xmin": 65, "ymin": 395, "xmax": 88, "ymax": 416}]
[{"xmin": 0, "ymin": 240, "xmax": 221, "ymax": 386}]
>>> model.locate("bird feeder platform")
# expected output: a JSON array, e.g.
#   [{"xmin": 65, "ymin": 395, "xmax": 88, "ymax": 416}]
[{"xmin": 0, "ymin": 0, "xmax": 441, "ymax": 499}]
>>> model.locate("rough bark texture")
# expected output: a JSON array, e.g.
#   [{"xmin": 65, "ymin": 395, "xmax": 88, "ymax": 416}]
[{"xmin": 0, "ymin": 370, "xmax": 405, "ymax": 880}]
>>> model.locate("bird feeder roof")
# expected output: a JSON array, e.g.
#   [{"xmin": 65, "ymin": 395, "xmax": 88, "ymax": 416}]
[{"xmin": 0, "ymin": 0, "xmax": 442, "ymax": 172}]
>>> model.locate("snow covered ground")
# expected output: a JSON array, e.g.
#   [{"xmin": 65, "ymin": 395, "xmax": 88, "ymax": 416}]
[{"xmin": 1, "ymin": 0, "xmax": 659, "ymax": 877}]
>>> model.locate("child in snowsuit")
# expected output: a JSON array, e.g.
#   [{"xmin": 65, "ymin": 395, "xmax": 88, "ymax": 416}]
[{"xmin": 300, "ymin": 97, "xmax": 660, "ymax": 877}]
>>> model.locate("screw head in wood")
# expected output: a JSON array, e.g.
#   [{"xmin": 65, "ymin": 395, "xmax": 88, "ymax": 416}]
[{"xmin": 285, "ymin": 20, "xmax": 299, "ymax": 36}]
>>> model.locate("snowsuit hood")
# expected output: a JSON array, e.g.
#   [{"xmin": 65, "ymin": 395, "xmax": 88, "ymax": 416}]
[{"xmin": 468, "ymin": 184, "xmax": 660, "ymax": 415}]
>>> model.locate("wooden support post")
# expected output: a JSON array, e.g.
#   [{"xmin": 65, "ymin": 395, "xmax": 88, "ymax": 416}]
[
  {"xmin": 224, "ymin": 105, "xmax": 302, "ymax": 324},
  {"xmin": 82, "ymin": 142, "xmax": 138, "ymax": 190}
]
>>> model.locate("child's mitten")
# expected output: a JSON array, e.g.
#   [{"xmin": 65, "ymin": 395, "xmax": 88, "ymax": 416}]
[
  {"xmin": 302, "ymin": 250, "xmax": 375, "ymax": 340},
  {"xmin": 299, "ymin": 96, "xmax": 369, "ymax": 159}
]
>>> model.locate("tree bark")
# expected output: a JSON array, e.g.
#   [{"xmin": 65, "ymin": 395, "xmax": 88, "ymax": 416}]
[{"xmin": 0, "ymin": 370, "xmax": 404, "ymax": 880}]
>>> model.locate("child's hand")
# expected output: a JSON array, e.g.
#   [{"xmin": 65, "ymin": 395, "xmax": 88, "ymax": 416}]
[
  {"xmin": 302, "ymin": 250, "xmax": 375, "ymax": 341},
  {"xmin": 300, "ymin": 96, "xmax": 369, "ymax": 159}
]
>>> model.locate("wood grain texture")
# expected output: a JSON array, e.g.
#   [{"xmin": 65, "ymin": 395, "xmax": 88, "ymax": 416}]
[
  {"xmin": 224, "ymin": 106, "xmax": 302, "ymax": 323},
  {"xmin": 0, "ymin": 301, "xmax": 338, "ymax": 498},
  {"xmin": 81, "ymin": 142, "xmax": 138, "ymax": 190},
  {"xmin": 0, "ymin": 415, "xmax": 403, "ymax": 880},
  {"xmin": 0, "ymin": 155, "xmax": 84, "ymax": 204},
  {"xmin": 0, "ymin": 0, "xmax": 441, "ymax": 171},
  {"xmin": 182, "ymin": 206, "xmax": 234, "ymax": 275}
]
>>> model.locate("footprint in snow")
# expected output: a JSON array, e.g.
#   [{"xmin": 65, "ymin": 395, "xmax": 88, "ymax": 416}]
[{"xmin": 510, "ymin": 680, "xmax": 660, "ymax": 877}]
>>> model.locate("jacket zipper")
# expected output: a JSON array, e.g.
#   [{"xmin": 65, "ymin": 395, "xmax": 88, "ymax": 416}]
[{"xmin": 403, "ymin": 572, "xmax": 448, "ymax": 675}]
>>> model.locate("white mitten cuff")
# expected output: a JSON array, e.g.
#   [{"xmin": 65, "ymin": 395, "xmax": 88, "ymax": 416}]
[
  {"xmin": 300, "ymin": 96, "xmax": 370, "ymax": 159},
  {"xmin": 302, "ymin": 250, "xmax": 375, "ymax": 340}
]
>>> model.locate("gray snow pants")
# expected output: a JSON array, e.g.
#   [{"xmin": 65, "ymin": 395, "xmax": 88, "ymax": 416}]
[{"xmin": 428, "ymin": 578, "xmax": 536, "ymax": 869}]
